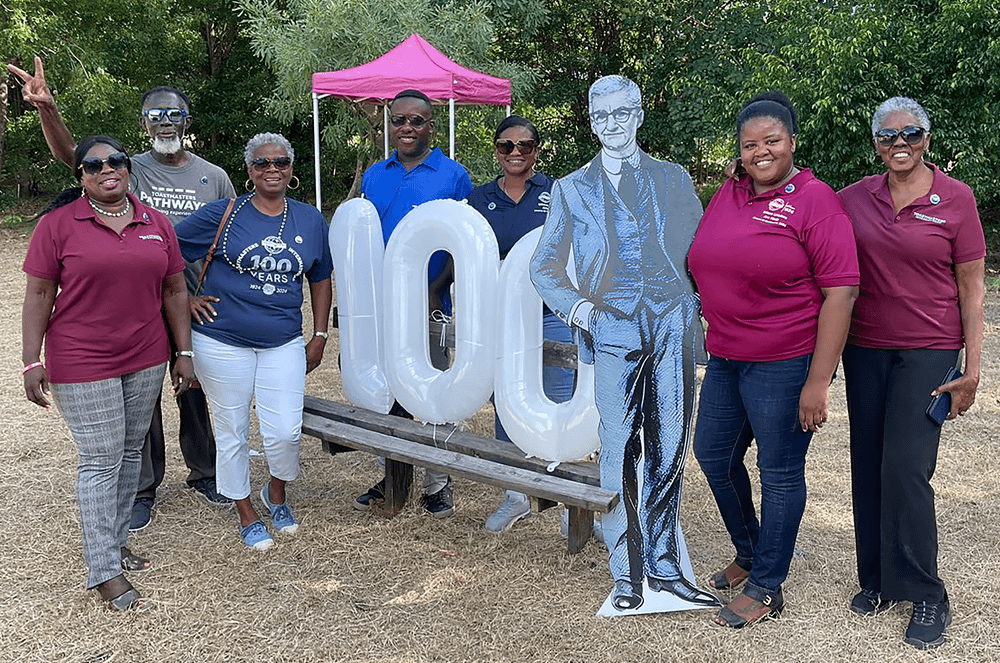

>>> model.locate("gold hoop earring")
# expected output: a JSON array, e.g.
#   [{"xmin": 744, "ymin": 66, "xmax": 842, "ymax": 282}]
[
  {"xmin": 245, "ymin": 179, "xmax": 255, "ymax": 192},
  {"xmin": 288, "ymin": 175, "xmax": 300, "ymax": 190}
]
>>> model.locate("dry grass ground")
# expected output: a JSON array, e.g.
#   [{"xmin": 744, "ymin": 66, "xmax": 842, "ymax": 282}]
[{"xmin": 0, "ymin": 222, "xmax": 997, "ymax": 663}]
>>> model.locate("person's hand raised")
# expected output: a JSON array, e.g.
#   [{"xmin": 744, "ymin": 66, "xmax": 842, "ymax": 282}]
[{"xmin": 7, "ymin": 56, "xmax": 56, "ymax": 110}]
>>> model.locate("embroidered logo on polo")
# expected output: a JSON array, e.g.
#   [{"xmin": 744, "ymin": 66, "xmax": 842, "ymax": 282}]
[
  {"xmin": 914, "ymin": 212, "xmax": 947, "ymax": 225},
  {"xmin": 138, "ymin": 234, "xmax": 164, "ymax": 242},
  {"xmin": 753, "ymin": 197, "xmax": 796, "ymax": 227},
  {"xmin": 535, "ymin": 191, "xmax": 551, "ymax": 215}
]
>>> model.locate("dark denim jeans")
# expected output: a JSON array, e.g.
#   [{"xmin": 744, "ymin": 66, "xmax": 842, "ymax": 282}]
[{"xmin": 694, "ymin": 354, "xmax": 813, "ymax": 594}]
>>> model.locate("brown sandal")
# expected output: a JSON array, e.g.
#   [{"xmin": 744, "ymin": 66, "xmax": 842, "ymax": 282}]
[
  {"xmin": 708, "ymin": 561, "xmax": 751, "ymax": 590},
  {"xmin": 712, "ymin": 588, "xmax": 784, "ymax": 628},
  {"xmin": 120, "ymin": 546, "xmax": 152, "ymax": 572}
]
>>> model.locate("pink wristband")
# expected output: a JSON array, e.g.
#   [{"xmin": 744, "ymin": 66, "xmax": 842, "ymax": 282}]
[{"xmin": 22, "ymin": 362, "xmax": 44, "ymax": 375}]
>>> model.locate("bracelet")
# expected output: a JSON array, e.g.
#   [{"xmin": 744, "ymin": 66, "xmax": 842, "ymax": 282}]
[
  {"xmin": 21, "ymin": 361, "xmax": 44, "ymax": 375},
  {"xmin": 313, "ymin": 331, "xmax": 329, "ymax": 339},
  {"xmin": 176, "ymin": 350, "xmax": 195, "ymax": 359}
]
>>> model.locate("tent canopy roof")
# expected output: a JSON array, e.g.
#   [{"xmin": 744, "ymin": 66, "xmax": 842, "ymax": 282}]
[{"xmin": 311, "ymin": 33, "xmax": 511, "ymax": 106}]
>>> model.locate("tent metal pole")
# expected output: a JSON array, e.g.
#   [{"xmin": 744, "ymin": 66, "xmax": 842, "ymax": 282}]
[
  {"xmin": 312, "ymin": 93, "xmax": 322, "ymax": 212},
  {"xmin": 449, "ymin": 98, "xmax": 455, "ymax": 159},
  {"xmin": 384, "ymin": 105, "xmax": 389, "ymax": 159},
  {"xmin": 506, "ymin": 105, "xmax": 510, "ymax": 117}
]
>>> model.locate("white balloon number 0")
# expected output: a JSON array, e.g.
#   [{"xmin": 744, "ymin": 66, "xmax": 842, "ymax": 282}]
[{"xmin": 330, "ymin": 199, "xmax": 600, "ymax": 461}]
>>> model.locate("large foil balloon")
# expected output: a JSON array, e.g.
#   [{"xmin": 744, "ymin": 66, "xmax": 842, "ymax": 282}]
[
  {"xmin": 383, "ymin": 200, "xmax": 499, "ymax": 424},
  {"xmin": 329, "ymin": 197, "xmax": 393, "ymax": 414},
  {"xmin": 495, "ymin": 227, "xmax": 600, "ymax": 461}
]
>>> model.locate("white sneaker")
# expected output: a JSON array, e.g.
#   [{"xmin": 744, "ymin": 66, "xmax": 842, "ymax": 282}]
[{"xmin": 485, "ymin": 492, "xmax": 531, "ymax": 532}]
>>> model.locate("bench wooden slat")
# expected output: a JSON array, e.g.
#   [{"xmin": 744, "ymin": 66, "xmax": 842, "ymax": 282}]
[
  {"xmin": 303, "ymin": 396, "xmax": 601, "ymax": 486},
  {"xmin": 302, "ymin": 412, "xmax": 617, "ymax": 513}
]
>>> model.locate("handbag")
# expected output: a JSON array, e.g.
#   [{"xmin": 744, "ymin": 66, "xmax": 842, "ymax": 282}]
[{"xmin": 194, "ymin": 197, "xmax": 236, "ymax": 297}]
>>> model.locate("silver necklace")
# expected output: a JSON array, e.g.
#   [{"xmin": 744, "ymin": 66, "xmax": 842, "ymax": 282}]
[
  {"xmin": 220, "ymin": 193, "xmax": 303, "ymax": 278},
  {"xmin": 88, "ymin": 196, "xmax": 130, "ymax": 218}
]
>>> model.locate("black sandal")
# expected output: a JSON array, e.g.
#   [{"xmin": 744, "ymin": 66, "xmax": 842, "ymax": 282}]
[
  {"xmin": 709, "ymin": 561, "xmax": 751, "ymax": 590},
  {"xmin": 121, "ymin": 546, "xmax": 152, "ymax": 572},
  {"xmin": 96, "ymin": 575, "xmax": 153, "ymax": 613}
]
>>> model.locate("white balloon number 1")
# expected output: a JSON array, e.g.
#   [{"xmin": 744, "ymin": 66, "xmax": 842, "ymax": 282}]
[{"xmin": 329, "ymin": 199, "xmax": 599, "ymax": 462}]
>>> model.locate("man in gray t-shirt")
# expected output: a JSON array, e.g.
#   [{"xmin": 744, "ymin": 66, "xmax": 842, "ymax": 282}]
[{"xmin": 10, "ymin": 58, "xmax": 236, "ymax": 531}]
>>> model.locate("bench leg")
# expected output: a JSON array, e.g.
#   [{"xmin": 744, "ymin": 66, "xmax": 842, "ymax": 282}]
[
  {"xmin": 382, "ymin": 459, "xmax": 413, "ymax": 516},
  {"xmin": 535, "ymin": 497, "xmax": 559, "ymax": 513},
  {"xmin": 567, "ymin": 506, "xmax": 594, "ymax": 554}
]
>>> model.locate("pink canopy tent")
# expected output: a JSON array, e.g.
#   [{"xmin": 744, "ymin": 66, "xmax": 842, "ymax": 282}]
[{"xmin": 310, "ymin": 34, "xmax": 512, "ymax": 210}]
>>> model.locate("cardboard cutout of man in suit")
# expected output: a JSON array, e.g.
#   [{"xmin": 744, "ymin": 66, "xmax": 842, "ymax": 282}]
[{"xmin": 531, "ymin": 75, "xmax": 719, "ymax": 612}]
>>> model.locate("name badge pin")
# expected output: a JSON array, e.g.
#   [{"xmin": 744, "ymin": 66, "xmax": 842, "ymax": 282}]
[
  {"xmin": 784, "ymin": 183, "xmax": 795, "ymax": 194},
  {"xmin": 295, "ymin": 235, "xmax": 303, "ymax": 244},
  {"xmin": 930, "ymin": 194, "xmax": 941, "ymax": 204},
  {"xmin": 488, "ymin": 202, "xmax": 496, "ymax": 210}
]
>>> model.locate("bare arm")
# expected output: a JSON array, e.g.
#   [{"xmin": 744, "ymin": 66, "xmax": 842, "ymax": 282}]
[
  {"xmin": 162, "ymin": 271, "xmax": 194, "ymax": 395},
  {"xmin": 22, "ymin": 275, "xmax": 57, "ymax": 408},
  {"xmin": 305, "ymin": 277, "xmax": 333, "ymax": 373},
  {"xmin": 798, "ymin": 285, "xmax": 859, "ymax": 432},
  {"xmin": 935, "ymin": 258, "xmax": 984, "ymax": 418},
  {"xmin": 7, "ymin": 56, "xmax": 77, "ymax": 167}
]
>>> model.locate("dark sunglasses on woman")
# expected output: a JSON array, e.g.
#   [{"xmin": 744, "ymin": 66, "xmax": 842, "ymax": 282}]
[
  {"xmin": 250, "ymin": 157, "xmax": 293, "ymax": 171},
  {"xmin": 494, "ymin": 139, "xmax": 538, "ymax": 155},
  {"xmin": 79, "ymin": 153, "xmax": 130, "ymax": 175},
  {"xmin": 874, "ymin": 125, "xmax": 926, "ymax": 146}
]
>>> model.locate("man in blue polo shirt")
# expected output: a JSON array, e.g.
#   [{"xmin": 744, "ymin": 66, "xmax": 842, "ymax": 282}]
[{"xmin": 354, "ymin": 89, "xmax": 473, "ymax": 518}]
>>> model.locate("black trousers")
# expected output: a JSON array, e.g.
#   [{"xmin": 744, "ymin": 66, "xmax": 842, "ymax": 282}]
[
  {"xmin": 135, "ymin": 339, "xmax": 216, "ymax": 502},
  {"xmin": 842, "ymin": 344, "xmax": 958, "ymax": 604}
]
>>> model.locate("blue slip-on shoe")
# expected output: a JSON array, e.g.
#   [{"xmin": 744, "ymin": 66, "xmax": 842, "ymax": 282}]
[
  {"xmin": 260, "ymin": 481, "xmax": 299, "ymax": 534},
  {"xmin": 239, "ymin": 520, "xmax": 274, "ymax": 551}
]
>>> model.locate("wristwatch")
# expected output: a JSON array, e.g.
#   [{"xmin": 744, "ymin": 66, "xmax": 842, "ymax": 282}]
[
  {"xmin": 176, "ymin": 350, "xmax": 195, "ymax": 358},
  {"xmin": 313, "ymin": 331, "xmax": 330, "ymax": 339}
]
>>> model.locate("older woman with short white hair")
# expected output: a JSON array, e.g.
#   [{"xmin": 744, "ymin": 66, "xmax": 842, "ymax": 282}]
[
  {"xmin": 838, "ymin": 97, "xmax": 985, "ymax": 650},
  {"xmin": 175, "ymin": 132, "xmax": 333, "ymax": 551}
]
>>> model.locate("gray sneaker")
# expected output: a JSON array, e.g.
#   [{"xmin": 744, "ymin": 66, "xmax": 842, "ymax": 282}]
[{"xmin": 485, "ymin": 492, "xmax": 531, "ymax": 532}]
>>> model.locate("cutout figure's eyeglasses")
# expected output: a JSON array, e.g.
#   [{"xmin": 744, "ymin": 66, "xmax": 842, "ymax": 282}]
[
  {"xmin": 143, "ymin": 108, "xmax": 188, "ymax": 124},
  {"xmin": 590, "ymin": 106, "xmax": 641, "ymax": 125},
  {"xmin": 250, "ymin": 157, "xmax": 293, "ymax": 171},
  {"xmin": 390, "ymin": 114, "xmax": 430, "ymax": 129},
  {"xmin": 79, "ymin": 152, "xmax": 130, "ymax": 175},
  {"xmin": 874, "ymin": 126, "xmax": 926, "ymax": 146},
  {"xmin": 495, "ymin": 139, "xmax": 538, "ymax": 155}
]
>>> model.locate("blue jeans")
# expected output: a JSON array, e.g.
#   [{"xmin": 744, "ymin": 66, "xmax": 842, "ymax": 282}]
[
  {"xmin": 694, "ymin": 354, "xmax": 813, "ymax": 594},
  {"xmin": 494, "ymin": 311, "xmax": 576, "ymax": 442}
]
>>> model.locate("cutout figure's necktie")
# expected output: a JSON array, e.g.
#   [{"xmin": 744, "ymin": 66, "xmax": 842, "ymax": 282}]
[{"xmin": 618, "ymin": 161, "xmax": 639, "ymax": 207}]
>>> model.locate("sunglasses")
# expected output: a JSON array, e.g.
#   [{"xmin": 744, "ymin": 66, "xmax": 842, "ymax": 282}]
[
  {"xmin": 874, "ymin": 125, "xmax": 927, "ymax": 146},
  {"xmin": 590, "ymin": 106, "xmax": 642, "ymax": 125},
  {"xmin": 495, "ymin": 139, "xmax": 538, "ymax": 155},
  {"xmin": 143, "ymin": 108, "xmax": 188, "ymax": 124},
  {"xmin": 390, "ymin": 114, "xmax": 430, "ymax": 129},
  {"xmin": 79, "ymin": 152, "xmax": 130, "ymax": 175},
  {"xmin": 250, "ymin": 156, "xmax": 293, "ymax": 171}
]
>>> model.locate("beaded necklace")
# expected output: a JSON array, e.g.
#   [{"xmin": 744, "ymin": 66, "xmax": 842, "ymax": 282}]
[
  {"xmin": 219, "ymin": 193, "xmax": 304, "ymax": 278},
  {"xmin": 88, "ymin": 196, "xmax": 131, "ymax": 218}
]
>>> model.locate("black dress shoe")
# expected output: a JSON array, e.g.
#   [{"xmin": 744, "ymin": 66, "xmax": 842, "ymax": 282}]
[
  {"xmin": 612, "ymin": 579, "xmax": 644, "ymax": 611},
  {"xmin": 647, "ymin": 576, "xmax": 722, "ymax": 607}
]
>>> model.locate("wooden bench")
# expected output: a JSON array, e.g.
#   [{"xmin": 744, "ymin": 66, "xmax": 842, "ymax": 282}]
[{"xmin": 301, "ymin": 395, "xmax": 617, "ymax": 553}]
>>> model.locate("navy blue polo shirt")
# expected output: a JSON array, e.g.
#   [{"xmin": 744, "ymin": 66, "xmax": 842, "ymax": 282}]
[{"xmin": 467, "ymin": 172, "xmax": 553, "ymax": 259}]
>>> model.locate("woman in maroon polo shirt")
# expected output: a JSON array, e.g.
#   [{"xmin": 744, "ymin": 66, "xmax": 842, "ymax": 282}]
[
  {"xmin": 837, "ymin": 97, "xmax": 985, "ymax": 650},
  {"xmin": 22, "ymin": 136, "xmax": 194, "ymax": 612},
  {"xmin": 688, "ymin": 91, "xmax": 859, "ymax": 628}
]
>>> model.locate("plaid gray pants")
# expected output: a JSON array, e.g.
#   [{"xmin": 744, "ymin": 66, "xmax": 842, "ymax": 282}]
[{"xmin": 51, "ymin": 363, "xmax": 165, "ymax": 589}]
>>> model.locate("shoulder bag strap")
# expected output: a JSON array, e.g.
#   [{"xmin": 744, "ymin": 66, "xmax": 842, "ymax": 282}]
[{"xmin": 194, "ymin": 197, "xmax": 237, "ymax": 297}]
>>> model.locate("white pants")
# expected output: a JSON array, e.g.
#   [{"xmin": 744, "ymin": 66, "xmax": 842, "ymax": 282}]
[{"xmin": 192, "ymin": 331, "xmax": 305, "ymax": 500}]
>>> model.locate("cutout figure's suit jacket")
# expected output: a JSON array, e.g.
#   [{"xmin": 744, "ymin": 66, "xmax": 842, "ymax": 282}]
[{"xmin": 531, "ymin": 150, "xmax": 703, "ymax": 585}]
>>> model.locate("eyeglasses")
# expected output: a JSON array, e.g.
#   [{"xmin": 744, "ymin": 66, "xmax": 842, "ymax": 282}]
[
  {"xmin": 250, "ymin": 156, "xmax": 293, "ymax": 171},
  {"xmin": 495, "ymin": 139, "xmax": 538, "ymax": 155},
  {"xmin": 143, "ymin": 108, "xmax": 189, "ymax": 124},
  {"xmin": 590, "ymin": 106, "xmax": 642, "ymax": 125},
  {"xmin": 874, "ymin": 125, "xmax": 927, "ymax": 146},
  {"xmin": 79, "ymin": 152, "xmax": 130, "ymax": 175},
  {"xmin": 390, "ymin": 114, "xmax": 430, "ymax": 129}
]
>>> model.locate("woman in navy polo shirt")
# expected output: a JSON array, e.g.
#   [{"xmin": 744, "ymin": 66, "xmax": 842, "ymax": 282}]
[
  {"xmin": 467, "ymin": 116, "xmax": 577, "ymax": 533},
  {"xmin": 688, "ymin": 92, "xmax": 859, "ymax": 627},
  {"xmin": 838, "ymin": 97, "xmax": 985, "ymax": 650},
  {"xmin": 22, "ymin": 136, "xmax": 194, "ymax": 611}
]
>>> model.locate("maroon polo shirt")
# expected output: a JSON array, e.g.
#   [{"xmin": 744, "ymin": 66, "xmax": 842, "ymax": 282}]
[
  {"xmin": 838, "ymin": 163, "xmax": 985, "ymax": 350},
  {"xmin": 688, "ymin": 168, "xmax": 859, "ymax": 362},
  {"xmin": 23, "ymin": 193, "xmax": 185, "ymax": 383}
]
